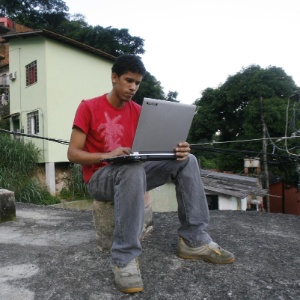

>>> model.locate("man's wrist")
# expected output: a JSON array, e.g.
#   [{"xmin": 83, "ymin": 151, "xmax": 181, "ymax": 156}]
[{"xmin": 99, "ymin": 153, "xmax": 107, "ymax": 162}]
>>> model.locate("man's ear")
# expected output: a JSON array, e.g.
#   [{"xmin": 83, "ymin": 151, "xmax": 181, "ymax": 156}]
[{"xmin": 111, "ymin": 73, "xmax": 118, "ymax": 84}]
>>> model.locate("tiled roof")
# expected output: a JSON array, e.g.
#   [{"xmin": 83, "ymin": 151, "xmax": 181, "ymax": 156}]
[
  {"xmin": 15, "ymin": 23, "xmax": 33, "ymax": 33},
  {"xmin": 201, "ymin": 169, "xmax": 268, "ymax": 197},
  {"xmin": 0, "ymin": 21, "xmax": 33, "ymax": 68},
  {"xmin": 2, "ymin": 29, "xmax": 116, "ymax": 62}
]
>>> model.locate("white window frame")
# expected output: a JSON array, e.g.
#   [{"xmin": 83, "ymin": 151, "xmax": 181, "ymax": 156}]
[{"xmin": 27, "ymin": 111, "xmax": 39, "ymax": 134}]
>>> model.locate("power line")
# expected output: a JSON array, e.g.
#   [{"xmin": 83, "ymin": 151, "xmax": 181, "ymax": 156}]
[
  {"xmin": 190, "ymin": 146, "xmax": 300, "ymax": 163},
  {"xmin": 190, "ymin": 136, "xmax": 300, "ymax": 146},
  {"xmin": 1, "ymin": 127, "xmax": 299, "ymax": 162},
  {"xmin": 0, "ymin": 128, "xmax": 69, "ymax": 145},
  {"xmin": 190, "ymin": 135, "xmax": 300, "ymax": 158}
]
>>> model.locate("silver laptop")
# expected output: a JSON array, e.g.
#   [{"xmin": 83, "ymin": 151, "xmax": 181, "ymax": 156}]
[{"xmin": 102, "ymin": 98, "xmax": 196, "ymax": 163}]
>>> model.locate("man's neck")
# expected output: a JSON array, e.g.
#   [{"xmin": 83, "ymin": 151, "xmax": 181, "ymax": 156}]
[{"xmin": 106, "ymin": 92, "xmax": 126, "ymax": 108}]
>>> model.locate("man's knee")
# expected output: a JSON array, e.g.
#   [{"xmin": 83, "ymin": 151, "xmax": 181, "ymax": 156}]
[{"xmin": 119, "ymin": 162, "xmax": 146, "ymax": 180}]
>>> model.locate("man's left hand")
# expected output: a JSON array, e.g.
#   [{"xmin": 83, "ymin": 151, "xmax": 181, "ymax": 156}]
[{"xmin": 175, "ymin": 142, "xmax": 190, "ymax": 160}]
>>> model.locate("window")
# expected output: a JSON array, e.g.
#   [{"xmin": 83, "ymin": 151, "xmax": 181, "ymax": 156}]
[
  {"xmin": 25, "ymin": 60, "xmax": 37, "ymax": 86},
  {"xmin": 27, "ymin": 111, "xmax": 39, "ymax": 134},
  {"xmin": 1, "ymin": 74, "xmax": 8, "ymax": 86},
  {"xmin": 206, "ymin": 195, "xmax": 219, "ymax": 210}
]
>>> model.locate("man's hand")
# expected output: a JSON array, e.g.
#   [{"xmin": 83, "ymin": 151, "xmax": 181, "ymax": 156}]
[
  {"xmin": 68, "ymin": 128, "xmax": 132, "ymax": 164},
  {"xmin": 105, "ymin": 147, "xmax": 132, "ymax": 159},
  {"xmin": 175, "ymin": 142, "xmax": 190, "ymax": 160}
]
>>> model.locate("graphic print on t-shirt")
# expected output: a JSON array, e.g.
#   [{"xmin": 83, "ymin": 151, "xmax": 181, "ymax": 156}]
[{"xmin": 97, "ymin": 112, "xmax": 124, "ymax": 152}]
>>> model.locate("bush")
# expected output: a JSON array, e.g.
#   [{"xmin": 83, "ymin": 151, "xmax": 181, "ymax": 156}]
[
  {"xmin": 0, "ymin": 133, "xmax": 59, "ymax": 205},
  {"xmin": 64, "ymin": 164, "xmax": 90, "ymax": 200},
  {"xmin": 59, "ymin": 187, "xmax": 73, "ymax": 200}
]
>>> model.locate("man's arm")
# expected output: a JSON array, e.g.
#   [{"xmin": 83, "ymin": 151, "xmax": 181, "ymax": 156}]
[{"xmin": 67, "ymin": 127, "xmax": 132, "ymax": 164}]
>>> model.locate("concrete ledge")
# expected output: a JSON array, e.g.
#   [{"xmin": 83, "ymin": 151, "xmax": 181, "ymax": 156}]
[
  {"xmin": 0, "ymin": 189, "xmax": 16, "ymax": 223},
  {"xmin": 92, "ymin": 192, "xmax": 153, "ymax": 252}
]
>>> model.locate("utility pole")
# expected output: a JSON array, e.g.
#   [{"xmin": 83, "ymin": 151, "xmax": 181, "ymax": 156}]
[{"xmin": 259, "ymin": 96, "xmax": 270, "ymax": 212}]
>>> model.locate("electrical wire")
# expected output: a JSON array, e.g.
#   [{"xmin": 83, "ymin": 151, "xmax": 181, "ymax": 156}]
[
  {"xmin": 190, "ymin": 136, "xmax": 300, "ymax": 146},
  {"xmin": 0, "ymin": 128, "xmax": 69, "ymax": 145}
]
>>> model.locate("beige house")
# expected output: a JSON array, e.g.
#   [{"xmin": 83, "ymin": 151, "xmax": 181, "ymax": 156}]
[
  {"xmin": 150, "ymin": 170, "xmax": 267, "ymax": 212},
  {"xmin": 3, "ymin": 29, "xmax": 115, "ymax": 195}
]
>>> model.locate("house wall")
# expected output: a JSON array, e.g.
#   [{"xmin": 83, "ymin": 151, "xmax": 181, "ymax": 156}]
[
  {"xmin": 218, "ymin": 195, "xmax": 237, "ymax": 210},
  {"xmin": 9, "ymin": 38, "xmax": 46, "ymax": 153},
  {"xmin": 269, "ymin": 182, "xmax": 283, "ymax": 213},
  {"xmin": 269, "ymin": 182, "xmax": 300, "ymax": 216},
  {"xmin": 8, "ymin": 36, "xmax": 113, "ymax": 163},
  {"xmin": 284, "ymin": 186, "xmax": 300, "ymax": 215},
  {"xmin": 149, "ymin": 182, "xmax": 248, "ymax": 212},
  {"xmin": 44, "ymin": 38, "xmax": 113, "ymax": 162},
  {"xmin": 149, "ymin": 183, "xmax": 177, "ymax": 212}
]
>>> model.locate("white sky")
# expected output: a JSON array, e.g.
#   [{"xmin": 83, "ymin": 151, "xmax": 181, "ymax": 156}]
[{"xmin": 65, "ymin": 0, "xmax": 300, "ymax": 104}]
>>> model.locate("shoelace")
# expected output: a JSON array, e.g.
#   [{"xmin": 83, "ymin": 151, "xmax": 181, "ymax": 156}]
[
  {"xmin": 208, "ymin": 242, "xmax": 222, "ymax": 255},
  {"xmin": 119, "ymin": 260, "xmax": 139, "ymax": 276}
]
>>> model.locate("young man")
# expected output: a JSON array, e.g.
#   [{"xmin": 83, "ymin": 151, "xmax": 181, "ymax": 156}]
[{"xmin": 67, "ymin": 54, "xmax": 234, "ymax": 294}]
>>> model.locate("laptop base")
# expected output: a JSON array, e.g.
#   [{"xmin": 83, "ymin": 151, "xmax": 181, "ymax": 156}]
[{"xmin": 102, "ymin": 154, "xmax": 177, "ymax": 163}]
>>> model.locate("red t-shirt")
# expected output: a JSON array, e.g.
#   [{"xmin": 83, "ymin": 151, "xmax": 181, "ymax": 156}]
[{"xmin": 73, "ymin": 94, "xmax": 141, "ymax": 182}]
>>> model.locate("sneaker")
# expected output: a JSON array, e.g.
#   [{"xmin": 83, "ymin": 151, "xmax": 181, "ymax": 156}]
[
  {"xmin": 111, "ymin": 258, "xmax": 144, "ymax": 293},
  {"xmin": 177, "ymin": 237, "xmax": 235, "ymax": 264}
]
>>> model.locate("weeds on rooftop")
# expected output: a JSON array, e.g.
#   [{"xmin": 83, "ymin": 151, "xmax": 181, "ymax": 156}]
[
  {"xmin": 60, "ymin": 164, "xmax": 90, "ymax": 200},
  {"xmin": 0, "ymin": 134, "xmax": 59, "ymax": 205}
]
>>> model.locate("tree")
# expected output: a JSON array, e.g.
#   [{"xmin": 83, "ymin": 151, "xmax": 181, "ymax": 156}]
[
  {"xmin": 132, "ymin": 72, "xmax": 165, "ymax": 105},
  {"xmin": 1, "ymin": 1, "xmax": 145, "ymax": 56},
  {"xmin": 189, "ymin": 65, "xmax": 300, "ymax": 186},
  {"xmin": 60, "ymin": 24, "xmax": 145, "ymax": 56},
  {"xmin": 190, "ymin": 65, "xmax": 298, "ymax": 143},
  {"xmin": 166, "ymin": 91, "xmax": 179, "ymax": 102},
  {"xmin": 1, "ymin": 0, "xmax": 165, "ymax": 110},
  {"xmin": 0, "ymin": 0, "xmax": 69, "ymax": 30}
]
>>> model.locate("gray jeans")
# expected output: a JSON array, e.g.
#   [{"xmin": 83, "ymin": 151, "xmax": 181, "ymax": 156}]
[{"xmin": 87, "ymin": 154, "xmax": 211, "ymax": 266}]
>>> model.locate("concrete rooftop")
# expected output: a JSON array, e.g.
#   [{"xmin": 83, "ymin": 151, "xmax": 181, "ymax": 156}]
[{"xmin": 0, "ymin": 203, "xmax": 299, "ymax": 300}]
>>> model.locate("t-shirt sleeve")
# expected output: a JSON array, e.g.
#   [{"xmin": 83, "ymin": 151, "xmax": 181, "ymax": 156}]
[{"xmin": 72, "ymin": 101, "xmax": 91, "ymax": 135}]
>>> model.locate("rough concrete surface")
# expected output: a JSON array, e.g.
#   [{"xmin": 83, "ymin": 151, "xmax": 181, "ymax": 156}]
[{"xmin": 0, "ymin": 203, "xmax": 299, "ymax": 300}]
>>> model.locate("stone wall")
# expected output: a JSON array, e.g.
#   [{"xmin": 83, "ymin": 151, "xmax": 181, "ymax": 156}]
[
  {"xmin": 92, "ymin": 192, "xmax": 153, "ymax": 253},
  {"xmin": 0, "ymin": 189, "xmax": 16, "ymax": 223}
]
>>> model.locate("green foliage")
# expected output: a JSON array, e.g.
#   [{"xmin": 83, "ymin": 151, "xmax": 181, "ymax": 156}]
[
  {"xmin": 1, "ymin": 1, "xmax": 145, "ymax": 56},
  {"xmin": 198, "ymin": 155, "xmax": 219, "ymax": 170},
  {"xmin": 59, "ymin": 22, "xmax": 145, "ymax": 56},
  {"xmin": 166, "ymin": 91, "xmax": 179, "ymax": 102},
  {"xmin": 191, "ymin": 65, "xmax": 298, "ymax": 143},
  {"xmin": 0, "ymin": 105, "xmax": 9, "ymax": 130},
  {"xmin": 189, "ymin": 65, "xmax": 300, "ymax": 185},
  {"xmin": 0, "ymin": 88, "xmax": 9, "ymax": 130},
  {"xmin": 58, "ymin": 164, "xmax": 91, "ymax": 201},
  {"xmin": 1, "ymin": 0, "xmax": 165, "ymax": 99},
  {"xmin": 0, "ymin": 133, "xmax": 59, "ymax": 204},
  {"xmin": 59, "ymin": 187, "xmax": 73, "ymax": 200},
  {"xmin": 63, "ymin": 164, "xmax": 90, "ymax": 200},
  {"xmin": 133, "ymin": 72, "xmax": 166, "ymax": 105},
  {"xmin": 0, "ymin": 0, "xmax": 69, "ymax": 30}
]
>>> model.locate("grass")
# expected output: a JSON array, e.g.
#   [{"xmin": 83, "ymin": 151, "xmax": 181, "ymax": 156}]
[
  {"xmin": 62, "ymin": 164, "xmax": 90, "ymax": 200},
  {"xmin": 0, "ymin": 133, "xmax": 59, "ymax": 205}
]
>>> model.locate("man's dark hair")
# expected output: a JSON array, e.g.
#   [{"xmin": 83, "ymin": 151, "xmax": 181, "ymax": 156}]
[{"xmin": 112, "ymin": 54, "xmax": 146, "ymax": 77}]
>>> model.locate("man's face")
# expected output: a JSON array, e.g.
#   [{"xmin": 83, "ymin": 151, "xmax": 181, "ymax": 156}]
[{"xmin": 112, "ymin": 71, "xmax": 143, "ymax": 103}]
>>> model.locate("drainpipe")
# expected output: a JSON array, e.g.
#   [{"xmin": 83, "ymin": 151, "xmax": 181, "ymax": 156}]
[{"xmin": 282, "ymin": 181, "xmax": 285, "ymax": 214}]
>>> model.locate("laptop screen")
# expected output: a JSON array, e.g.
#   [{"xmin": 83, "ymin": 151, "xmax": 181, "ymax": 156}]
[{"xmin": 132, "ymin": 98, "xmax": 196, "ymax": 154}]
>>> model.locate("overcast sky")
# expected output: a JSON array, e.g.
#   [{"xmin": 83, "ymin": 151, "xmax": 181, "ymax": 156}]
[{"xmin": 65, "ymin": 0, "xmax": 300, "ymax": 104}]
